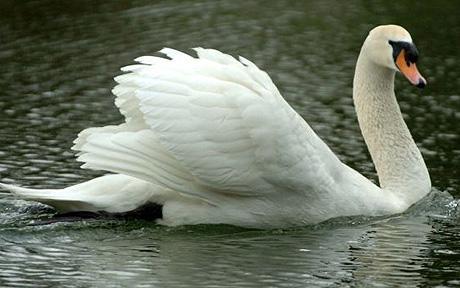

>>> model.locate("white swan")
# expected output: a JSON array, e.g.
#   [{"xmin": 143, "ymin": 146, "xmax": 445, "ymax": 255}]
[{"xmin": 0, "ymin": 25, "xmax": 431, "ymax": 228}]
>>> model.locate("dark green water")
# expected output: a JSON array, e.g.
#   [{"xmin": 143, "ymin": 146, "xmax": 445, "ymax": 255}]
[{"xmin": 0, "ymin": 0, "xmax": 459, "ymax": 287}]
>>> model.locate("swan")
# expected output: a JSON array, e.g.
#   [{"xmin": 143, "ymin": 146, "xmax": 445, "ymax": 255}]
[{"xmin": 0, "ymin": 25, "xmax": 431, "ymax": 228}]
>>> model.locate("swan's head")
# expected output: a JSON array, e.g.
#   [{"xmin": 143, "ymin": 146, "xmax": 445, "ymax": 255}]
[{"xmin": 363, "ymin": 25, "xmax": 426, "ymax": 88}]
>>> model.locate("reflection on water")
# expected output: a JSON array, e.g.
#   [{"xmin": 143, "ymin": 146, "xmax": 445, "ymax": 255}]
[
  {"xmin": 0, "ymin": 0, "xmax": 459, "ymax": 287},
  {"xmin": 0, "ymin": 194, "xmax": 459, "ymax": 287}
]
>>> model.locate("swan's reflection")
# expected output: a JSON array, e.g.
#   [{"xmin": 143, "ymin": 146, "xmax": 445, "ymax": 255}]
[
  {"xmin": 147, "ymin": 217, "xmax": 433, "ymax": 287},
  {"xmin": 346, "ymin": 216, "xmax": 431, "ymax": 286},
  {"xmin": 0, "ymin": 208, "xmax": 458, "ymax": 287}
]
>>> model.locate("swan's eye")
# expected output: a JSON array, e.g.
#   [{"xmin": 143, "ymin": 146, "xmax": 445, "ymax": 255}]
[
  {"xmin": 389, "ymin": 40, "xmax": 426, "ymax": 88},
  {"xmin": 388, "ymin": 40, "xmax": 419, "ymax": 65}
]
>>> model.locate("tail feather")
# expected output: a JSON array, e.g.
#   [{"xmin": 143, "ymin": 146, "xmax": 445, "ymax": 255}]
[
  {"xmin": 0, "ymin": 182, "xmax": 49, "ymax": 199},
  {"xmin": 0, "ymin": 182, "xmax": 99, "ymax": 212},
  {"xmin": 0, "ymin": 174, "xmax": 166, "ymax": 214}
]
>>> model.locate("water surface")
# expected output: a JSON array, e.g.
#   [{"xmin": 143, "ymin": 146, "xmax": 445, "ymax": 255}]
[{"xmin": 0, "ymin": 0, "xmax": 459, "ymax": 287}]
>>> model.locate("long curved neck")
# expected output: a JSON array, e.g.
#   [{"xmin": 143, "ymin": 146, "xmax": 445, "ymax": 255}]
[{"xmin": 353, "ymin": 53, "xmax": 430, "ymax": 205}]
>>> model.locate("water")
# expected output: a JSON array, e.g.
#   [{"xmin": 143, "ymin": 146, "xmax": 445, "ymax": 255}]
[{"xmin": 0, "ymin": 0, "xmax": 459, "ymax": 287}]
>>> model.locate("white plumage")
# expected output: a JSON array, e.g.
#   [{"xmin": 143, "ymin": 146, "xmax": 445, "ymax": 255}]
[{"xmin": 0, "ymin": 25, "xmax": 431, "ymax": 228}]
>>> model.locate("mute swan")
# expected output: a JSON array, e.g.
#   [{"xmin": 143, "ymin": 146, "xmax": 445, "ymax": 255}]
[{"xmin": 0, "ymin": 25, "xmax": 431, "ymax": 228}]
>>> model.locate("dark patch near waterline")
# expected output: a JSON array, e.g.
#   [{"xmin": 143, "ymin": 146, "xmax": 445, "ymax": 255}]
[{"xmin": 28, "ymin": 202, "xmax": 163, "ymax": 225}]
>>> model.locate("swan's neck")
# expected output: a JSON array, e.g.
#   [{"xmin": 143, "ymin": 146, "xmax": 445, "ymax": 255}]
[{"xmin": 353, "ymin": 55, "xmax": 430, "ymax": 205}]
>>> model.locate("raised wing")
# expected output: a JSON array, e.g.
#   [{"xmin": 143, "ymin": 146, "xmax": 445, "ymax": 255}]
[{"xmin": 75, "ymin": 48, "xmax": 344, "ymax": 200}]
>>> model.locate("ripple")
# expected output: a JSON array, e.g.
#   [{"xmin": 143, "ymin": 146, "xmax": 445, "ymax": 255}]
[{"xmin": 0, "ymin": 0, "xmax": 459, "ymax": 287}]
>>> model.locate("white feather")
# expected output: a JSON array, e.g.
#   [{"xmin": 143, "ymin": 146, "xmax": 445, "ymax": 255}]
[
  {"xmin": 1, "ymin": 31, "xmax": 430, "ymax": 228},
  {"xmin": 1, "ymin": 175, "xmax": 164, "ymax": 213}
]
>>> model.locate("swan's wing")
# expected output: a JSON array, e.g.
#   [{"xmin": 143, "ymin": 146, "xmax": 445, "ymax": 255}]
[{"xmin": 96, "ymin": 47, "xmax": 343, "ymax": 198}]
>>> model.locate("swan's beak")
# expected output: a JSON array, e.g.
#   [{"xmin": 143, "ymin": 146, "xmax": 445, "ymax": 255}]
[{"xmin": 396, "ymin": 50, "xmax": 426, "ymax": 88}]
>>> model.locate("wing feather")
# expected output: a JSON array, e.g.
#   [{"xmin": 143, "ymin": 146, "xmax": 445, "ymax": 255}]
[{"xmin": 73, "ymin": 48, "xmax": 342, "ymax": 201}]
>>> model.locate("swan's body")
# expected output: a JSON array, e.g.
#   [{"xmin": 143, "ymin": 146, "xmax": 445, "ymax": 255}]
[{"xmin": 0, "ymin": 25, "xmax": 431, "ymax": 228}]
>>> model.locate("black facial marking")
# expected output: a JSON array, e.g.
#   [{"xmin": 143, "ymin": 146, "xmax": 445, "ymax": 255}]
[{"xmin": 388, "ymin": 40, "xmax": 419, "ymax": 65}]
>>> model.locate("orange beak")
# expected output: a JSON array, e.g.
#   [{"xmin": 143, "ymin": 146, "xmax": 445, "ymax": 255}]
[{"xmin": 395, "ymin": 50, "xmax": 426, "ymax": 88}]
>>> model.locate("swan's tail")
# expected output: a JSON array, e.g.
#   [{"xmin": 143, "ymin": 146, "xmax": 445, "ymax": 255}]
[{"xmin": 0, "ymin": 174, "xmax": 165, "ymax": 214}]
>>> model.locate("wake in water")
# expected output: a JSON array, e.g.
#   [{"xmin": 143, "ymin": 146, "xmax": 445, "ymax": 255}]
[
  {"xmin": 303, "ymin": 188, "xmax": 459, "ymax": 230},
  {"xmin": 0, "ymin": 188, "xmax": 458, "ymax": 230}
]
